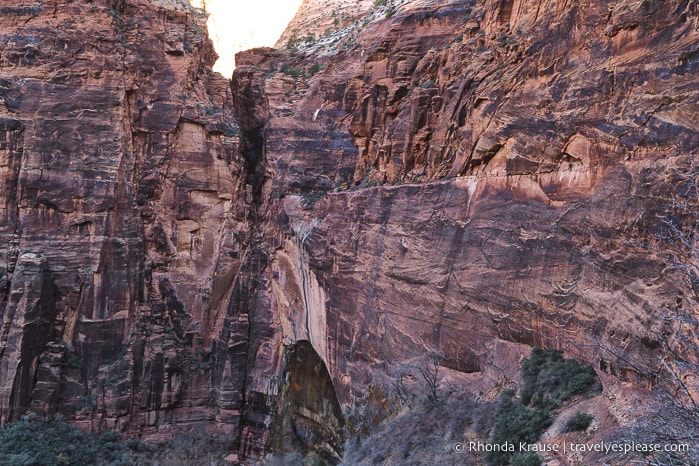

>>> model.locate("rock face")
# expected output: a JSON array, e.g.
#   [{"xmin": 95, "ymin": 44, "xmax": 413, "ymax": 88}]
[
  {"xmin": 239, "ymin": 0, "xmax": 699, "ymax": 460},
  {"xmin": 0, "ymin": 253, "xmax": 56, "ymax": 422},
  {"xmin": 0, "ymin": 0, "xmax": 698, "ymax": 464},
  {"xmin": 0, "ymin": 0, "xmax": 252, "ymax": 446}
]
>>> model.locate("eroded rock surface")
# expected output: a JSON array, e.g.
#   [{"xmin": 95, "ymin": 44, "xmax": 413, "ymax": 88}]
[
  {"xmin": 0, "ymin": 0, "xmax": 254, "ymax": 448},
  {"xmin": 242, "ymin": 0, "xmax": 699, "ymax": 461},
  {"xmin": 1, "ymin": 0, "xmax": 698, "ymax": 464}
]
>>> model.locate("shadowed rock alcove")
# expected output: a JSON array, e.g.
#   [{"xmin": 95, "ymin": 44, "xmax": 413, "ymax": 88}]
[{"xmin": 268, "ymin": 341, "xmax": 345, "ymax": 464}]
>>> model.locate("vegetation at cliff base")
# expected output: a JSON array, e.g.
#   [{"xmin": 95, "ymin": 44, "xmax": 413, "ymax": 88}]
[
  {"xmin": 487, "ymin": 348, "xmax": 601, "ymax": 465},
  {"xmin": 341, "ymin": 393, "xmax": 495, "ymax": 465},
  {"xmin": 336, "ymin": 347, "xmax": 601, "ymax": 466},
  {"xmin": 0, "ymin": 419, "xmax": 132, "ymax": 465},
  {"xmin": 520, "ymin": 347, "xmax": 600, "ymax": 409},
  {"xmin": 487, "ymin": 390, "xmax": 551, "ymax": 465},
  {"xmin": 0, "ymin": 418, "xmax": 230, "ymax": 465}
]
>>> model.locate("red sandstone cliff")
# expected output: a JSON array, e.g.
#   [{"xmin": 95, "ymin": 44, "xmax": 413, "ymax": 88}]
[
  {"xmin": 0, "ymin": 0, "xmax": 255, "ymax": 451},
  {"xmin": 239, "ymin": 0, "xmax": 699, "ymax": 463},
  {"xmin": 0, "ymin": 0, "xmax": 698, "ymax": 464}
]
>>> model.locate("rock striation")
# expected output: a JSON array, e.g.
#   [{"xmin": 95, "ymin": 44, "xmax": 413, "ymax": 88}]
[
  {"xmin": 240, "ymin": 0, "xmax": 699, "ymax": 461},
  {"xmin": 0, "ymin": 0, "xmax": 253, "ymax": 447},
  {"xmin": 0, "ymin": 0, "xmax": 698, "ymax": 464}
]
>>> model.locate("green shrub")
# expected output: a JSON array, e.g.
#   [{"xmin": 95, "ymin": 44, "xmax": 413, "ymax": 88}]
[
  {"xmin": 487, "ymin": 391, "xmax": 551, "ymax": 465},
  {"xmin": 309, "ymin": 62, "xmax": 322, "ymax": 76},
  {"xmin": 521, "ymin": 348, "xmax": 600, "ymax": 408},
  {"xmin": 0, "ymin": 419, "xmax": 232, "ymax": 465},
  {"xmin": 301, "ymin": 191, "xmax": 325, "ymax": 210},
  {"xmin": 280, "ymin": 63, "xmax": 302, "ymax": 79},
  {"xmin": 0, "ymin": 419, "xmax": 129, "ymax": 465},
  {"xmin": 285, "ymin": 34, "xmax": 300, "ymax": 48},
  {"xmin": 564, "ymin": 412, "xmax": 594, "ymax": 432},
  {"xmin": 511, "ymin": 451, "xmax": 541, "ymax": 466},
  {"xmin": 65, "ymin": 351, "xmax": 82, "ymax": 369},
  {"xmin": 487, "ymin": 349, "xmax": 599, "ymax": 465}
]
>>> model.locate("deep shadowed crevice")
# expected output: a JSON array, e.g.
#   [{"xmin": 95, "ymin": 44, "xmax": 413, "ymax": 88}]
[
  {"xmin": 268, "ymin": 341, "xmax": 345, "ymax": 464},
  {"xmin": 231, "ymin": 67, "xmax": 270, "ymax": 203},
  {"xmin": 218, "ymin": 64, "xmax": 274, "ymax": 460},
  {"xmin": 498, "ymin": 0, "xmax": 514, "ymax": 25},
  {"xmin": 242, "ymin": 129, "xmax": 266, "ymax": 199}
]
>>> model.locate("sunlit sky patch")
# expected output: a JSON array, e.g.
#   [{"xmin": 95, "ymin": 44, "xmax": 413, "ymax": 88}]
[{"xmin": 189, "ymin": 0, "xmax": 304, "ymax": 77}]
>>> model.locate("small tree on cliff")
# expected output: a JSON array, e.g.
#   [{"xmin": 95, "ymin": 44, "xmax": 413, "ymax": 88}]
[
  {"xmin": 392, "ymin": 349, "xmax": 451, "ymax": 407},
  {"xmin": 417, "ymin": 349, "xmax": 444, "ymax": 404}
]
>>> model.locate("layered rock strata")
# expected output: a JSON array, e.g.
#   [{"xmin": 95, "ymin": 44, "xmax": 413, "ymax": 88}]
[
  {"xmin": 0, "ymin": 0, "xmax": 698, "ymax": 464},
  {"xmin": 243, "ymin": 0, "xmax": 699, "ymax": 460},
  {"xmin": 0, "ymin": 0, "xmax": 256, "ymax": 449}
]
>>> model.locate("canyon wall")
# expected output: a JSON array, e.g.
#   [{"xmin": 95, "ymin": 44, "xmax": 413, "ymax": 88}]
[
  {"xmin": 246, "ymin": 0, "xmax": 699, "ymax": 460},
  {"xmin": 0, "ymin": 0, "xmax": 698, "ymax": 464},
  {"xmin": 0, "ymin": 0, "xmax": 258, "ymax": 451}
]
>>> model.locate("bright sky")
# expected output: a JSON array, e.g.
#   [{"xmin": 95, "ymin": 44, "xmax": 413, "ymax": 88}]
[{"xmin": 190, "ymin": 0, "xmax": 304, "ymax": 77}]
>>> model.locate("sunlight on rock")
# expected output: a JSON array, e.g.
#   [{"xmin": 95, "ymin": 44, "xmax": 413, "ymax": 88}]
[{"xmin": 189, "ymin": 0, "xmax": 304, "ymax": 77}]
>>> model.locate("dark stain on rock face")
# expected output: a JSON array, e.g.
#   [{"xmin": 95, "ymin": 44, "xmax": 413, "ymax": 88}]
[{"xmin": 268, "ymin": 341, "xmax": 345, "ymax": 464}]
